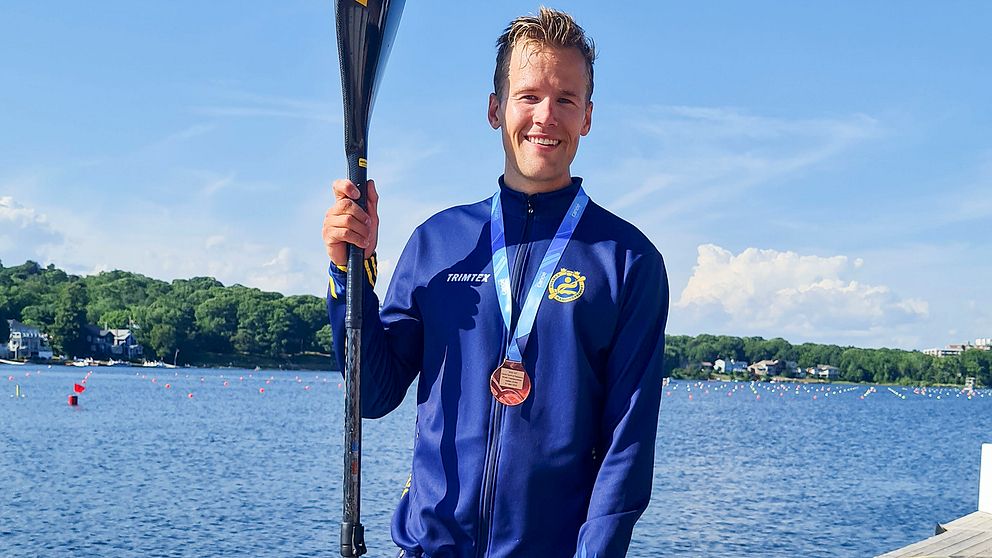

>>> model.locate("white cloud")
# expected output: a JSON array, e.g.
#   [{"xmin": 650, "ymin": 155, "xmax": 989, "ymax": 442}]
[
  {"xmin": 247, "ymin": 247, "xmax": 311, "ymax": 294},
  {"xmin": 677, "ymin": 244, "xmax": 928, "ymax": 344},
  {"xmin": 0, "ymin": 196, "xmax": 65, "ymax": 265},
  {"xmin": 204, "ymin": 235, "xmax": 226, "ymax": 250}
]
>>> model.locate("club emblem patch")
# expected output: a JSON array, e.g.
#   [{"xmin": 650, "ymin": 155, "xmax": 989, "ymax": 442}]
[{"xmin": 548, "ymin": 268, "xmax": 585, "ymax": 303}]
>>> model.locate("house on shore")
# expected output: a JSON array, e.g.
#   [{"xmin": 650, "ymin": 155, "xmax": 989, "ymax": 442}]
[
  {"xmin": 84, "ymin": 325, "xmax": 115, "ymax": 356},
  {"xmin": 84, "ymin": 325, "xmax": 143, "ymax": 360},
  {"xmin": 749, "ymin": 359, "xmax": 784, "ymax": 377},
  {"xmin": 746, "ymin": 359, "xmax": 802, "ymax": 378},
  {"xmin": 714, "ymin": 359, "xmax": 749, "ymax": 374},
  {"xmin": 108, "ymin": 328, "xmax": 143, "ymax": 360},
  {"xmin": 924, "ymin": 338, "xmax": 992, "ymax": 357},
  {"xmin": 806, "ymin": 364, "xmax": 840, "ymax": 380},
  {"xmin": 5, "ymin": 319, "xmax": 54, "ymax": 361}
]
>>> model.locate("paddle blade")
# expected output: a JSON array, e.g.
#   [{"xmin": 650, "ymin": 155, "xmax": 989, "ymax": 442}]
[{"xmin": 335, "ymin": 0, "xmax": 406, "ymax": 156}]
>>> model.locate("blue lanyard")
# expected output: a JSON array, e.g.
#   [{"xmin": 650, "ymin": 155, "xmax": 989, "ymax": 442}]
[{"xmin": 490, "ymin": 187, "xmax": 588, "ymax": 363}]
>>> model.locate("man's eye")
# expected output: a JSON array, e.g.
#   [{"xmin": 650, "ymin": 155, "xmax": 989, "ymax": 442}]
[{"xmin": 558, "ymin": 98, "xmax": 576, "ymax": 105}]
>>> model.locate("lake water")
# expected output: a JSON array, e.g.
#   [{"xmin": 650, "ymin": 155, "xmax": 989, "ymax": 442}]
[{"xmin": 2, "ymin": 367, "xmax": 989, "ymax": 557}]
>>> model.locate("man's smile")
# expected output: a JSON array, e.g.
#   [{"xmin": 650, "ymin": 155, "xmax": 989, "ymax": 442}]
[{"xmin": 526, "ymin": 135, "xmax": 560, "ymax": 147}]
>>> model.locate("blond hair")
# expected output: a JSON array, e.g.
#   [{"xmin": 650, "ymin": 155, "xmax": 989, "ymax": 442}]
[{"xmin": 494, "ymin": 7, "xmax": 597, "ymax": 101}]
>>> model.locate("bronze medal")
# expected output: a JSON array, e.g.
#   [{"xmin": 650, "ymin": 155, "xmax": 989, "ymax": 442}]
[{"xmin": 490, "ymin": 358, "xmax": 532, "ymax": 406}]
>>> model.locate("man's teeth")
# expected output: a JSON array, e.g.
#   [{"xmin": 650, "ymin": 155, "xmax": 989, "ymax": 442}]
[{"xmin": 528, "ymin": 137, "xmax": 560, "ymax": 146}]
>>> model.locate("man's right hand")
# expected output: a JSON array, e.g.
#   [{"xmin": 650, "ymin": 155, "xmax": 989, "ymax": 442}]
[{"xmin": 322, "ymin": 178, "xmax": 379, "ymax": 267}]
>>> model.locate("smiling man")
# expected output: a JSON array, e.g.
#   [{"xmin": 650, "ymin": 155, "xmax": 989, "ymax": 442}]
[{"xmin": 323, "ymin": 8, "xmax": 669, "ymax": 558}]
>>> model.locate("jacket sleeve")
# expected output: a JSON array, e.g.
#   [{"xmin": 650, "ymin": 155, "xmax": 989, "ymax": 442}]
[
  {"xmin": 575, "ymin": 250, "xmax": 669, "ymax": 558},
  {"xmin": 326, "ymin": 234, "xmax": 425, "ymax": 418}
]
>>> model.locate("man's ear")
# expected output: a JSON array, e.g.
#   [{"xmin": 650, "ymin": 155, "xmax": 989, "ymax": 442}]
[
  {"xmin": 580, "ymin": 100, "xmax": 593, "ymax": 136},
  {"xmin": 488, "ymin": 93, "xmax": 502, "ymax": 130}
]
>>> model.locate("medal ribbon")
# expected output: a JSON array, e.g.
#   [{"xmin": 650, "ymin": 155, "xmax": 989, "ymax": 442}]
[{"xmin": 490, "ymin": 186, "xmax": 588, "ymax": 363}]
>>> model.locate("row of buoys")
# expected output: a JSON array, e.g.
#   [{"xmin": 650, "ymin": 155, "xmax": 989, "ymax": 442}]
[
  {"xmin": 132, "ymin": 370, "xmax": 343, "ymax": 400},
  {"xmin": 7, "ymin": 368, "xmax": 345, "ymax": 407},
  {"xmin": 661, "ymin": 380, "xmax": 991, "ymax": 403}
]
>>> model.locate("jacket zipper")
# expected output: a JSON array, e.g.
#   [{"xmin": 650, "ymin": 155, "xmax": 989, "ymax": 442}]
[{"xmin": 476, "ymin": 197, "xmax": 535, "ymax": 558}]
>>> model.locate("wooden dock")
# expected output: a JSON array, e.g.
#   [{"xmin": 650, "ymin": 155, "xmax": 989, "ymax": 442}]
[{"xmin": 877, "ymin": 445, "xmax": 992, "ymax": 558}]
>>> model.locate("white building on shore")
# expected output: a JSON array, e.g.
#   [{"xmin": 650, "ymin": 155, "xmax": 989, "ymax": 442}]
[
  {"xmin": 924, "ymin": 338, "xmax": 992, "ymax": 357},
  {"xmin": 6, "ymin": 319, "xmax": 53, "ymax": 361},
  {"xmin": 714, "ymin": 359, "xmax": 749, "ymax": 374}
]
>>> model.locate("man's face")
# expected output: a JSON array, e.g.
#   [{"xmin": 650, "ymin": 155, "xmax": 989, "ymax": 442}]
[{"xmin": 488, "ymin": 42, "xmax": 593, "ymax": 194}]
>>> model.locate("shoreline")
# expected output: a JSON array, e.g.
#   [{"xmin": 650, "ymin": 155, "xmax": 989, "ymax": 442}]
[{"xmin": 0, "ymin": 352, "xmax": 337, "ymax": 372}]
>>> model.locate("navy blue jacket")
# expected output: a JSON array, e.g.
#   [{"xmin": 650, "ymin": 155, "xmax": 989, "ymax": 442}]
[{"xmin": 327, "ymin": 178, "xmax": 669, "ymax": 558}]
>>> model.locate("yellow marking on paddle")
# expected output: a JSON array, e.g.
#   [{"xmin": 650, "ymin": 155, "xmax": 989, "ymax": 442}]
[
  {"xmin": 358, "ymin": 158, "xmax": 368, "ymax": 168},
  {"xmin": 355, "ymin": 0, "xmax": 368, "ymax": 6}
]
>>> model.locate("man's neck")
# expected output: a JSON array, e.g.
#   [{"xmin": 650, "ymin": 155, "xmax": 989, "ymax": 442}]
[{"xmin": 502, "ymin": 176, "xmax": 574, "ymax": 195}]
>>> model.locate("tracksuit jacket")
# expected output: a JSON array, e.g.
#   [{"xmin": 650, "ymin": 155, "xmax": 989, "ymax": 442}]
[{"xmin": 327, "ymin": 177, "xmax": 669, "ymax": 558}]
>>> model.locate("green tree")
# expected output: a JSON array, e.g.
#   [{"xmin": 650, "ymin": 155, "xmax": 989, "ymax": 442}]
[
  {"xmin": 194, "ymin": 294, "xmax": 239, "ymax": 352},
  {"xmin": 99, "ymin": 309, "xmax": 132, "ymax": 329},
  {"xmin": 316, "ymin": 324, "xmax": 333, "ymax": 355},
  {"xmin": 284, "ymin": 295, "xmax": 327, "ymax": 353},
  {"xmin": 149, "ymin": 323, "xmax": 180, "ymax": 363},
  {"xmin": 0, "ymin": 312, "xmax": 9, "ymax": 345},
  {"xmin": 138, "ymin": 298, "xmax": 194, "ymax": 361},
  {"xmin": 51, "ymin": 281, "xmax": 89, "ymax": 357}
]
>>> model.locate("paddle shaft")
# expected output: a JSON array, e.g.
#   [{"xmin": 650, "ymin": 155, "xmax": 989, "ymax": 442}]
[{"xmin": 342, "ymin": 152, "xmax": 367, "ymax": 558}]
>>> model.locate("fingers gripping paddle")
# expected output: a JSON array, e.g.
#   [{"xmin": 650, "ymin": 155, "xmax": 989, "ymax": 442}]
[{"xmin": 334, "ymin": 1, "xmax": 404, "ymax": 556}]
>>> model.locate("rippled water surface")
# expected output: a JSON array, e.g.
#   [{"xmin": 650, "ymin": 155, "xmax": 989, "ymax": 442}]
[{"xmin": 2, "ymin": 368, "xmax": 990, "ymax": 557}]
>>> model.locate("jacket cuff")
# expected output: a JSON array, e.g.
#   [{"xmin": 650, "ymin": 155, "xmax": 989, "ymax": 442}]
[{"xmin": 327, "ymin": 253, "xmax": 377, "ymax": 300}]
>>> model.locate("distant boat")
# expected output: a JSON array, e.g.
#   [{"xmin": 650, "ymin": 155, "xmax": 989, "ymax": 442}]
[
  {"xmin": 68, "ymin": 358, "xmax": 97, "ymax": 367},
  {"xmin": 142, "ymin": 360, "xmax": 176, "ymax": 369},
  {"xmin": 0, "ymin": 358, "xmax": 26, "ymax": 366}
]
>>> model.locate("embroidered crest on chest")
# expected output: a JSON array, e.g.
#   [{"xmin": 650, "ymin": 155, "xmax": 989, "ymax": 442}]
[{"xmin": 548, "ymin": 268, "xmax": 586, "ymax": 303}]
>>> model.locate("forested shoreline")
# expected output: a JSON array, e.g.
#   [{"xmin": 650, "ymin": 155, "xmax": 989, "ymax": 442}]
[
  {"xmin": 665, "ymin": 334, "xmax": 991, "ymax": 387},
  {"xmin": 1, "ymin": 260, "xmax": 989, "ymax": 385},
  {"xmin": 0, "ymin": 260, "xmax": 332, "ymax": 366}
]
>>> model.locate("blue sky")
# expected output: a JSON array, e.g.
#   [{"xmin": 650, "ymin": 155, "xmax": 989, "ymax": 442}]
[{"xmin": 1, "ymin": 1, "xmax": 989, "ymax": 350}]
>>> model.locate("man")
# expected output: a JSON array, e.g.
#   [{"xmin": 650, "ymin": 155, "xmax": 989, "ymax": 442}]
[{"xmin": 323, "ymin": 8, "xmax": 668, "ymax": 557}]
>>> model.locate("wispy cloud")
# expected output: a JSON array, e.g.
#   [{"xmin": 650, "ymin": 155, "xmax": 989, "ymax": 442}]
[
  {"xmin": 192, "ymin": 90, "xmax": 340, "ymax": 124},
  {"xmin": 163, "ymin": 123, "xmax": 215, "ymax": 144},
  {"xmin": 596, "ymin": 105, "xmax": 881, "ymax": 219},
  {"xmin": 199, "ymin": 171, "xmax": 236, "ymax": 196},
  {"xmin": 928, "ymin": 151, "xmax": 992, "ymax": 226}
]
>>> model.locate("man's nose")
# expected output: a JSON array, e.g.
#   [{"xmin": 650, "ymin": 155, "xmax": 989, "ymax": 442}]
[{"xmin": 533, "ymin": 98, "xmax": 557, "ymax": 127}]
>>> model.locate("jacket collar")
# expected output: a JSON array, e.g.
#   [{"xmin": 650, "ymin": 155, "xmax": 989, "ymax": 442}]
[{"xmin": 497, "ymin": 176, "xmax": 583, "ymax": 221}]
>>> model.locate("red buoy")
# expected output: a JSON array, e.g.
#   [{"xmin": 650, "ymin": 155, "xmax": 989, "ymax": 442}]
[{"xmin": 68, "ymin": 395, "xmax": 78, "ymax": 406}]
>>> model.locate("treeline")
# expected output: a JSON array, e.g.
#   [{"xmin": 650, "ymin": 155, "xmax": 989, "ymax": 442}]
[
  {"xmin": 4, "ymin": 260, "xmax": 990, "ymax": 385},
  {"xmin": 0, "ymin": 260, "xmax": 332, "ymax": 363},
  {"xmin": 665, "ymin": 334, "xmax": 992, "ymax": 387}
]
